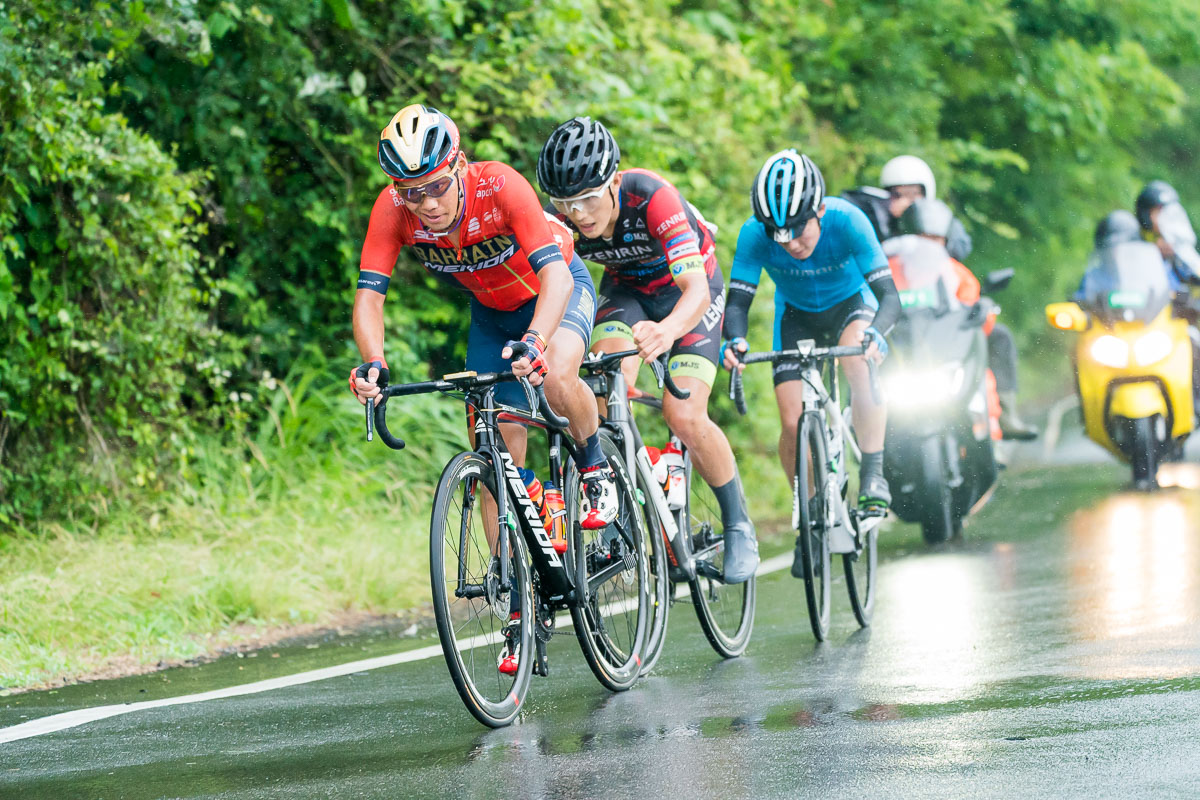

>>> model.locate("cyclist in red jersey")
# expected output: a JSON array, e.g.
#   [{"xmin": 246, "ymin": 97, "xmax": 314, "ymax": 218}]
[
  {"xmin": 351, "ymin": 104, "xmax": 618, "ymax": 528},
  {"xmin": 537, "ymin": 117, "xmax": 757, "ymax": 584}
]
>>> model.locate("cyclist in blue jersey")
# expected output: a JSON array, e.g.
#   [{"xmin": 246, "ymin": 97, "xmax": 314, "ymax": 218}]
[{"xmin": 722, "ymin": 150, "xmax": 901, "ymax": 510}]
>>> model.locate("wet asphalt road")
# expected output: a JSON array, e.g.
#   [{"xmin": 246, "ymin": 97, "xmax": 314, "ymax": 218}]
[{"xmin": 2, "ymin": 458, "xmax": 1199, "ymax": 799}]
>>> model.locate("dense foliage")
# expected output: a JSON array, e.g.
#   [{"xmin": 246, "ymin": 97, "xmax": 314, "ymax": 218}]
[{"xmin": 3, "ymin": 0, "xmax": 1199, "ymax": 526}]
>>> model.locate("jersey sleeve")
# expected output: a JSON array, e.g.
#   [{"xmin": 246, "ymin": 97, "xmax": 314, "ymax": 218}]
[
  {"xmin": 729, "ymin": 218, "xmax": 769, "ymax": 291},
  {"xmin": 493, "ymin": 164, "xmax": 569, "ymax": 271},
  {"xmin": 646, "ymin": 185, "xmax": 705, "ymax": 285},
  {"xmin": 358, "ymin": 186, "xmax": 411, "ymax": 295}
]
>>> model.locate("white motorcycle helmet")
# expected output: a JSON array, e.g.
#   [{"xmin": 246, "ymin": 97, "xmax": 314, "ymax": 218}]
[{"xmin": 880, "ymin": 155, "xmax": 936, "ymax": 201}]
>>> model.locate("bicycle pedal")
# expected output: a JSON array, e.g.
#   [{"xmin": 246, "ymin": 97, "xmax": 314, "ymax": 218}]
[{"xmin": 694, "ymin": 560, "xmax": 723, "ymax": 581}]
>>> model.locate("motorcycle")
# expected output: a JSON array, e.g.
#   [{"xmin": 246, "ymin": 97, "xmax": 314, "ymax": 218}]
[
  {"xmin": 1046, "ymin": 240, "xmax": 1195, "ymax": 489},
  {"xmin": 880, "ymin": 236, "xmax": 1007, "ymax": 544}
]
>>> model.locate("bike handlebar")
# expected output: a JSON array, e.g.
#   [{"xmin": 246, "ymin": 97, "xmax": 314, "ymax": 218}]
[
  {"xmin": 364, "ymin": 371, "xmax": 569, "ymax": 451},
  {"xmin": 580, "ymin": 349, "xmax": 691, "ymax": 400},
  {"xmin": 729, "ymin": 340, "xmax": 883, "ymax": 411}
]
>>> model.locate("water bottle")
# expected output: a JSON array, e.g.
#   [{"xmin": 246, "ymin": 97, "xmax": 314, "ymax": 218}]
[
  {"xmin": 543, "ymin": 482, "xmax": 567, "ymax": 554},
  {"xmin": 661, "ymin": 442, "xmax": 686, "ymax": 510},
  {"xmin": 519, "ymin": 467, "xmax": 551, "ymax": 531}
]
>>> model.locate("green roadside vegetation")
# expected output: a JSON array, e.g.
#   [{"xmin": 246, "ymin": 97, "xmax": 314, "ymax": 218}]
[{"xmin": 3, "ymin": 0, "xmax": 1200, "ymax": 688}]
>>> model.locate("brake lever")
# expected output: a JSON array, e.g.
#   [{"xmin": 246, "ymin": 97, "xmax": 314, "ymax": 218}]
[{"xmin": 366, "ymin": 397, "xmax": 375, "ymax": 442}]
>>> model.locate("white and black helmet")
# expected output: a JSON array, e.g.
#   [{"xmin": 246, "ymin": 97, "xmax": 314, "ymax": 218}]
[
  {"xmin": 751, "ymin": 149, "xmax": 825, "ymax": 242},
  {"xmin": 880, "ymin": 155, "xmax": 936, "ymax": 200},
  {"xmin": 536, "ymin": 117, "xmax": 620, "ymax": 198}
]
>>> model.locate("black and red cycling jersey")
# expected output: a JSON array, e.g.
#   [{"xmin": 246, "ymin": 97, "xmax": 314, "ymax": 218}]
[
  {"xmin": 549, "ymin": 168, "xmax": 717, "ymax": 296},
  {"xmin": 359, "ymin": 161, "xmax": 575, "ymax": 311}
]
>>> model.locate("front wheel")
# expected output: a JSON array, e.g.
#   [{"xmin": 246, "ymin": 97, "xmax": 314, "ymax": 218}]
[
  {"xmin": 919, "ymin": 436, "xmax": 955, "ymax": 545},
  {"xmin": 1129, "ymin": 416, "xmax": 1160, "ymax": 490},
  {"xmin": 429, "ymin": 452, "xmax": 533, "ymax": 728},
  {"xmin": 796, "ymin": 411, "xmax": 832, "ymax": 641},
  {"xmin": 635, "ymin": 462, "xmax": 671, "ymax": 675},
  {"xmin": 565, "ymin": 432, "xmax": 649, "ymax": 691},
  {"xmin": 684, "ymin": 454, "xmax": 756, "ymax": 658}
]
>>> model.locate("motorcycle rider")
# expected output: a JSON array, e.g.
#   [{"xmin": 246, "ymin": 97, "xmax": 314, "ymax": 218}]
[
  {"xmin": 1134, "ymin": 181, "xmax": 1200, "ymax": 306},
  {"xmin": 842, "ymin": 155, "xmax": 973, "ymax": 261},
  {"xmin": 1084, "ymin": 208, "xmax": 1200, "ymax": 414},
  {"xmin": 889, "ymin": 198, "xmax": 1037, "ymax": 440}
]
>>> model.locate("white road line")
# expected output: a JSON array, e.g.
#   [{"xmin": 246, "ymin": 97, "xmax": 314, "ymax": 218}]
[{"xmin": 0, "ymin": 551, "xmax": 796, "ymax": 745}]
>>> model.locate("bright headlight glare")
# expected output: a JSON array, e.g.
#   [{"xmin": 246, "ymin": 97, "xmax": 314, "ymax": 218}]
[
  {"xmin": 1133, "ymin": 331, "xmax": 1173, "ymax": 366},
  {"xmin": 1090, "ymin": 335, "xmax": 1130, "ymax": 368},
  {"xmin": 887, "ymin": 367, "xmax": 962, "ymax": 408}
]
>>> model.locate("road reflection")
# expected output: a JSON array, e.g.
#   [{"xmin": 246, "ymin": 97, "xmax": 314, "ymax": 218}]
[{"xmin": 1068, "ymin": 469, "xmax": 1200, "ymax": 679}]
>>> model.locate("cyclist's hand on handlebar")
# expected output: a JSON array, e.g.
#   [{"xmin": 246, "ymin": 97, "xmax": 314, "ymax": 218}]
[
  {"xmin": 349, "ymin": 359, "xmax": 389, "ymax": 405},
  {"xmin": 858, "ymin": 326, "xmax": 888, "ymax": 365},
  {"xmin": 721, "ymin": 337, "xmax": 748, "ymax": 372},
  {"xmin": 631, "ymin": 320, "xmax": 674, "ymax": 363},
  {"xmin": 502, "ymin": 330, "xmax": 547, "ymax": 386}
]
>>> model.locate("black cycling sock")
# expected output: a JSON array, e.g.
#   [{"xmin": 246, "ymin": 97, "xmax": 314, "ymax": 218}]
[
  {"xmin": 860, "ymin": 450, "xmax": 884, "ymax": 480},
  {"xmin": 579, "ymin": 432, "xmax": 605, "ymax": 471},
  {"xmin": 709, "ymin": 472, "xmax": 749, "ymax": 530}
]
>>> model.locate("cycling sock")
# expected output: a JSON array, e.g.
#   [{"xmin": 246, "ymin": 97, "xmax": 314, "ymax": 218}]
[
  {"xmin": 709, "ymin": 470, "xmax": 750, "ymax": 531},
  {"xmin": 579, "ymin": 432, "xmax": 605, "ymax": 470},
  {"xmin": 860, "ymin": 450, "xmax": 884, "ymax": 479}
]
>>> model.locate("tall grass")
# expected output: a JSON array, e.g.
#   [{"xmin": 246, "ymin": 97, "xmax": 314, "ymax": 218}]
[{"xmin": 0, "ymin": 371, "xmax": 473, "ymax": 688}]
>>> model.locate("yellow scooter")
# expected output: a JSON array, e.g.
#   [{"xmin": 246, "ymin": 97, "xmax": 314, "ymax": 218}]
[{"xmin": 1046, "ymin": 241, "xmax": 1194, "ymax": 489}]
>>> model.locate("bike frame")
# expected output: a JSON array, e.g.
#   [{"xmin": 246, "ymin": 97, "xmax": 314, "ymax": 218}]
[{"xmin": 584, "ymin": 353, "xmax": 697, "ymax": 581}]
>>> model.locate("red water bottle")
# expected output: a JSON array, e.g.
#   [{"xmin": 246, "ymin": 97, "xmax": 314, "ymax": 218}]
[{"xmin": 543, "ymin": 482, "xmax": 567, "ymax": 553}]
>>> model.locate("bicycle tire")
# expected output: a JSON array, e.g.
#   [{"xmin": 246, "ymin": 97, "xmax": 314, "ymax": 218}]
[
  {"xmin": 429, "ymin": 451, "xmax": 534, "ymax": 728},
  {"xmin": 685, "ymin": 451, "xmax": 756, "ymax": 658},
  {"xmin": 635, "ymin": 465, "xmax": 671, "ymax": 675},
  {"xmin": 843, "ymin": 510, "xmax": 878, "ymax": 629},
  {"xmin": 565, "ymin": 432, "xmax": 649, "ymax": 691},
  {"xmin": 796, "ymin": 411, "xmax": 832, "ymax": 641}
]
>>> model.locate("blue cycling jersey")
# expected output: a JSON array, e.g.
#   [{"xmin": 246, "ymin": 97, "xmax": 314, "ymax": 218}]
[{"xmin": 730, "ymin": 197, "xmax": 890, "ymax": 312}]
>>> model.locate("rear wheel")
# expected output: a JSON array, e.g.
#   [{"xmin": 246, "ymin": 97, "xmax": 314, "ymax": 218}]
[
  {"xmin": 843, "ymin": 507, "xmax": 878, "ymax": 628},
  {"xmin": 685, "ymin": 453, "xmax": 756, "ymax": 658},
  {"xmin": 429, "ymin": 452, "xmax": 533, "ymax": 728},
  {"xmin": 565, "ymin": 433, "xmax": 649, "ymax": 691},
  {"xmin": 796, "ymin": 411, "xmax": 832, "ymax": 641},
  {"xmin": 1130, "ymin": 416, "xmax": 1160, "ymax": 490}
]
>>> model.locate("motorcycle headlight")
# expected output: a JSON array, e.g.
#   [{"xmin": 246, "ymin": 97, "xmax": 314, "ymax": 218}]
[
  {"xmin": 1133, "ymin": 330, "xmax": 1173, "ymax": 366},
  {"xmin": 886, "ymin": 366, "xmax": 964, "ymax": 409},
  {"xmin": 1090, "ymin": 335, "xmax": 1130, "ymax": 368}
]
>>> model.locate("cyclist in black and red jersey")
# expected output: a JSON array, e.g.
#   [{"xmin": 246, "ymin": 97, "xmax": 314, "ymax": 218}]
[
  {"xmin": 536, "ymin": 117, "xmax": 757, "ymax": 584},
  {"xmin": 351, "ymin": 104, "xmax": 619, "ymax": 534}
]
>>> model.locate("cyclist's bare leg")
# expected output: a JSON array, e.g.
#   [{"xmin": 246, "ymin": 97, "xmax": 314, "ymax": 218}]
[
  {"xmin": 775, "ymin": 380, "xmax": 807, "ymax": 484},
  {"xmin": 662, "ymin": 378, "xmax": 735, "ymax": 486},
  {"xmin": 838, "ymin": 319, "xmax": 885, "ymax": 452},
  {"xmin": 541, "ymin": 329, "xmax": 600, "ymax": 444}
]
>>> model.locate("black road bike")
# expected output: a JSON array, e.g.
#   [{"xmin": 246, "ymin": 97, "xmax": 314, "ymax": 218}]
[
  {"xmin": 582, "ymin": 350, "xmax": 756, "ymax": 668},
  {"xmin": 730, "ymin": 340, "xmax": 884, "ymax": 641},
  {"xmin": 364, "ymin": 369, "xmax": 653, "ymax": 727}
]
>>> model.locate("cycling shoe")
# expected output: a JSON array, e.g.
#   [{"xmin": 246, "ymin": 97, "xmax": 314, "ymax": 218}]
[
  {"xmin": 722, "ymin": 518, "xmax": 759, "ymax": 584},
  {"xmin": 858, "ymin": 472, "xmax": 891, "ymax": 510}
]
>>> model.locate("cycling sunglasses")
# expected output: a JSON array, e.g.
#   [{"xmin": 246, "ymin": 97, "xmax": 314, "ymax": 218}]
[
  {"xmin": 549, "ymin": 176, "xmax": 616, "ymax": 215},
  {"xmin": 394, "ymin": 173, "xmax": 457, "ymax": 205}
]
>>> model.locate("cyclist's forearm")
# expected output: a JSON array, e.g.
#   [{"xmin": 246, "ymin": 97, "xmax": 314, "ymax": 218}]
[
  {"xmin": 528, "ymin": 260, "xmax": 570, "ymax": 339},
  {"xmin": 723, "ymin": 280, "xmax": 756, "ymax": 341},
  {"xmin": 353, "ymin": 289, "xmax": 387, "ymax": 361},
  {"xmin": 662, "ymin": 272, "xmax": 710, "ymax": 338},
  {"xmin": 867, "ymin": 274, "xmax": 900, "ymax": 336}
]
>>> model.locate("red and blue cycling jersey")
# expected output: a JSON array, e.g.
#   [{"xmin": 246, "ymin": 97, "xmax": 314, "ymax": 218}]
[
  {"xmin": 549, "ymin": 168, "xmax": 716, "ymax": 296},
  {"xmin": 359, "ymin": 161, "xmax": 575, "ymax": 311}
]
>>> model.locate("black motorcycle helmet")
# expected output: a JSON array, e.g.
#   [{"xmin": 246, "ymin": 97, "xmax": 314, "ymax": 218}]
[
  {"xmin": 536, "ymin": 117, "xmax": 620, "ymax": 198},
  {"xmin": 1093, "ymin": 210, "xmax": 1142, "ymax": 249},
  {"xmin": 1135, "ymin": 180, "xmax": 1180, "ymax": 231}
]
